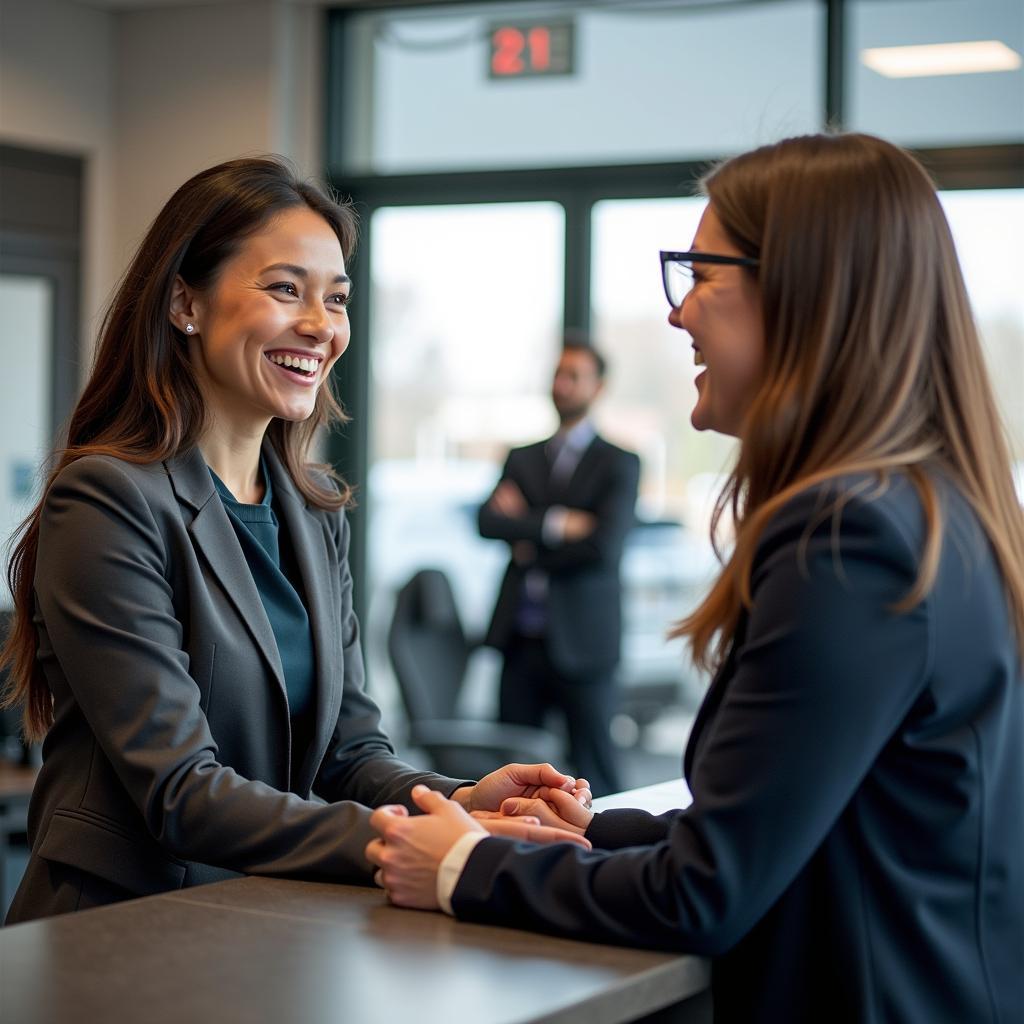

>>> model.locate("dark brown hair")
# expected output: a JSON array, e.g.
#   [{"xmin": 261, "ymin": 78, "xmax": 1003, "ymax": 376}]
[
  {"xmin": 562, "ymin": 329, "xmax": 608, "ymax": 378},
  {"xmin": 672, "ymin": 132, "xmax": 1024, "ymax": 671},
  {"xmin": 2, "ymin": 156, "xmax": 358, "ymax": 739}
]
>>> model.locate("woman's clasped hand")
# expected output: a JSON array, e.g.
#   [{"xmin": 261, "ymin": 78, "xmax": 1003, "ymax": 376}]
[{"xmin": 368, "ymin": 784, "xmax": 592, "ymax": 910}]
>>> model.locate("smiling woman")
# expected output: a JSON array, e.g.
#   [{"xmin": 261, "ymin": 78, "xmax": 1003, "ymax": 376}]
[
  {"xmin": 662, "ymin": 218, "xmax": 766, "ymax": 439},
  {"xmin": 169, "ymin": 205, "xmax": 354, "ymax": 487},
  {"xmin": 0, "ymin": 155, "xmax": 590, "ymax": 925},
  {"xmin": 366, "ymin": 134, "xmax": 1024, "ymax": 1024}
]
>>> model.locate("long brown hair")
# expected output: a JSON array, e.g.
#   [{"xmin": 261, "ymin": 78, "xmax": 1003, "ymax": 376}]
[
  {"xmin": 674, "ymin": 133, "xmax": 1024, "ymax": 672},
  {"xmin": 2, "ymin": 156, "xmax": 358, "ymax": 739}
]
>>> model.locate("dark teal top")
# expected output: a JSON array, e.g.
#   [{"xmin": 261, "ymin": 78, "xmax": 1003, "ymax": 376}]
[{"xmin": 210, "ymin": 463, "xmax": 315, "ymax": 780}]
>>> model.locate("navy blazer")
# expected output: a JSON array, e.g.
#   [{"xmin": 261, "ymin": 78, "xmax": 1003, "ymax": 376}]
[
  {"xmin": 478, "ymin": 435, "xmax": 640, "ymax": 676},
  {"xmin": 454, "ymin": 472, "xmax": 1023, "ymax": 1023},
  {"xmin": 7, "ymin": 444, "xmax": 464, "ymax": 924}
]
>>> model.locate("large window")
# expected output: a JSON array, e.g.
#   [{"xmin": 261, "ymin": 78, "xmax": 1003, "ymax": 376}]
[
  {"xmin": 328, "ymin": 0, "xmax": 1024, "ymax": 766},
  {"xmin": 363, "ymin": 202, "xmax": 564, "ymax": 717}
]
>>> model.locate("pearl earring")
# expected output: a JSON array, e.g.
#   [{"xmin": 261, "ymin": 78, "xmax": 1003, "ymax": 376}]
[{"xmin": 185, "ymin": 323, "xmax": 195, "ymax": 334}]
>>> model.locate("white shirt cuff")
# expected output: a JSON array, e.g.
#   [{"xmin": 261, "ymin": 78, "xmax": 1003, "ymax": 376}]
[
  {"xmin": 437, "ymin": 831, "xmax": 487, "ymax": 915},
  {"xmin": 542, "ymin": 505, "xmax": 569, "ymax": 546}
]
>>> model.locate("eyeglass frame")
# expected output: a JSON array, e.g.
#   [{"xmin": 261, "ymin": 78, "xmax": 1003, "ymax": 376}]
[{"xmin": 660, "ymin": 250, "xmax": 760, "ymax": 308}]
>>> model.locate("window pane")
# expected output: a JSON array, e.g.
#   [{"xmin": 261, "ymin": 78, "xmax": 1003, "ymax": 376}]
[
  {"xmin": 591, "ymin": 197, "xmax": 730, "ymax": 703},
  {"xmin": 940, "ymin": 189, "xmax": 1024, "ymax": 476},
  {"xmin": 340, "ymin": 0, "xmax": 823, "ymax": 173},
  {"xmin": 365, "ymin": 202, "xmax": 564, "ymax": 718},
  {"xmin": 849, "ymin": 0, "xmax": 1024, "ymax": 147}
]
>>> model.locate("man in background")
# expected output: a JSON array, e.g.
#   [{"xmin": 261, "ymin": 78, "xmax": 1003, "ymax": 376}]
[{"xmin": 479, "ymin": 339, "xmax": 640, "ymax": 796}]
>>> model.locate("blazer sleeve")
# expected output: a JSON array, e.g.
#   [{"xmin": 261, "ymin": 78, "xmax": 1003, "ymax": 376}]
[
  {"xmin": 586, "ymin": 806, "xmax": 676, "ymax": 849},
  {"xmin": 34, "ymin": 457, "xmax": 451, "ymax": 883},
  {"xmin": 533, "ymin": 449, "xmax": 640, "ymax": 573},
  {"xmin": 477, "ymin": 452, "xmax": 548, "ymax": 544},
  {"xmin": 451, "ymin": 488, "xmax": 933, "ymax": 953},
  {"xmin": 312, "ymin": 509, "xmax": 470, "ymax": 808}
]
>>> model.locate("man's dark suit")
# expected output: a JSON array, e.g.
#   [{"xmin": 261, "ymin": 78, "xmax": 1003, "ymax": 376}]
[
  {"xmin": 458, "ymin": 472, "xmax": 1023, "ymax": 1022},
  {"xmin": 479, "ymin": 434, "xmax": 640, "ymax": 795},
  {"xmin": 7, "ymin": 444, "xmax": 465, "ymax": 924}
]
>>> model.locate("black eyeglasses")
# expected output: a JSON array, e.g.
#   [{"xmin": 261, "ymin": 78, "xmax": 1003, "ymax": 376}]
[{"xmin": 660, "ymin": 250, "xmax": 760, "ymax": 308}]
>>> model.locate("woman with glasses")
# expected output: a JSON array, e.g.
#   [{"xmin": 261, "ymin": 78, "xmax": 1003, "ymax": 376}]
[
  {"xmin": 367, "ymin": 133, "xmax": 1024, "ymax": 1023},
  {"xmin": 1, "ymin": 156, "xmax": 589, "ymax": 925}
]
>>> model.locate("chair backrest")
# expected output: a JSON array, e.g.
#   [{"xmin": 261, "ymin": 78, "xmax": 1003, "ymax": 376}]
[{"xmin": 387, "ymin": 569, "xmax": 469, "ymax": 722}]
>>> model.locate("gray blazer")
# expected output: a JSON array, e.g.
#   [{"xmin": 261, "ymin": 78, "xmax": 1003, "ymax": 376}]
[{"xmin": 7, "ymin": 444, "xmax": 464, "ymax": 924}]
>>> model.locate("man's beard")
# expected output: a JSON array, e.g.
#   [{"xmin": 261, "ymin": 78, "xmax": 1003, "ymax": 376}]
[{"xmin": 555, "ymin": 399, "xmax": 589, "ymax": 424}]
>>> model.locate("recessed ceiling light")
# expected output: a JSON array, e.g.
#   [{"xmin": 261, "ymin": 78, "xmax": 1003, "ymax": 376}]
[{"xmin": 861, "ymin": 40, "xmax": 1022, "ymax": 78}]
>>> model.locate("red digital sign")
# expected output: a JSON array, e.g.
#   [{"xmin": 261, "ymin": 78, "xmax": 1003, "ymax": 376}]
[{"xmin": 488, "ymin": 20, "xmax": 575, "ymax": 79}]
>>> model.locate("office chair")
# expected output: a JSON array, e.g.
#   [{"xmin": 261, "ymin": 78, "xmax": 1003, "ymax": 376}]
[{"xmin": 387, "ymin": 569, "xmax": 562, "ymax": 779}]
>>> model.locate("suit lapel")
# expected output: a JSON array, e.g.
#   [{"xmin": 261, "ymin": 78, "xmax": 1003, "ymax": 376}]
[
  {"xmin": 164, "ymin": 447, "xmax": 287, "ymax": 706},
  {"xmin": 523, "ymin": 440, "xmax": 554, "ymax": 502},
  {"xmin": 264, "ymin": 446, "xmax": 339, "ymax": 789}
]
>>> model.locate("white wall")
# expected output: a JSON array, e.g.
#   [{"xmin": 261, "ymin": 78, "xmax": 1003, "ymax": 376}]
[
  {"xmin": 0, "ymin": 0, "xmax": 328, "ymax": 369},
  {"xmin": 115, "ymin": 1, "xmax": 328, "ymax": 281},
  {"xmin": 114, "ymin": 2, "xmax": 278, "ymax": 267}
]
